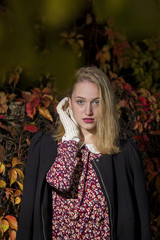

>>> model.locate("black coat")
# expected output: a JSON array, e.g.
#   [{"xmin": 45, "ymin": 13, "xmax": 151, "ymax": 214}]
[{"xmin": 17, "ymin": 131, "xmax": 152, "ymax": 240}]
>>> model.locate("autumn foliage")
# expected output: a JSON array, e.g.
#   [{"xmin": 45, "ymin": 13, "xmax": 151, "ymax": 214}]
[{"xmin": 0, "ymin": 72, "xmax": 159, "ymax": 239}]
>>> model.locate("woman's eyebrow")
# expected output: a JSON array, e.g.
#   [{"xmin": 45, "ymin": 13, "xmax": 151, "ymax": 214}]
[{"xmin": 75, "ymin": 96, "xmax": 99, "ymax": 100}]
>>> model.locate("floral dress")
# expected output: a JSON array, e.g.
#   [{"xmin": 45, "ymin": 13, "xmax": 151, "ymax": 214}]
[{"xmin": 46, "ymin": 140, "xmax": 110, "ymax": 239}]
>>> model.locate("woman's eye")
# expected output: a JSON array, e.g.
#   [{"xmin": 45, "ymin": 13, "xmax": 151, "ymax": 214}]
[
  {"xmin": 93, "ymin": 100, "xmax": 99, "ymax": 105},
  {"xmin": 77, "ymin": 100, "xmax": 84, "ymax": 105}
]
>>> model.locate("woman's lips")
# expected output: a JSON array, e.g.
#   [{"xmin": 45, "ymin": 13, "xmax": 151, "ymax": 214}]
[{"xmin": 82, "ymin": 118, "xmax": 94, "ymax": 123}]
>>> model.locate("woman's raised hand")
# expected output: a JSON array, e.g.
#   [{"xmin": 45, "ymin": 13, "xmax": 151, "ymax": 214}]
[{"xmin": 56, "ymin": 97, "xmax": 80, "ymax": 142}]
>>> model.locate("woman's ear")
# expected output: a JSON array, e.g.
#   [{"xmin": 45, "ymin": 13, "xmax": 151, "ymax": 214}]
[{"xmin": 68, "ymin": 97, "xmax": 72, "ymax": 110}]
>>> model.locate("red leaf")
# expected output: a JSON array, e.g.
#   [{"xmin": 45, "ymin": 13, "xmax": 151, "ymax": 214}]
[
  {"xmin": 32, "ymin": 88, "xmax": 41, "ymax": 97},
  {"xmin": 26, "ymin": 102, "xmax": 37, "ymax": 119},
  {"xmin": 123, "ymin": 83, "xmax": 133, "ymax": 94},
  {"xmin": 24, "ymin": 125, "xmax": 39, "ymax": 133},
  {"xmin": 0, "ymin": 115, "xmax": 5, "ymax": 119}
]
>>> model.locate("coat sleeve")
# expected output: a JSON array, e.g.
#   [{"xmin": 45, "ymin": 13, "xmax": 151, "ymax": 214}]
[
  {"xmin": 127, "ymin": 140, "xmax": 152, "ymax": 240},
  {"xmin": 16, "ymin": 131, "xmax": 44, "ymax": 240}
]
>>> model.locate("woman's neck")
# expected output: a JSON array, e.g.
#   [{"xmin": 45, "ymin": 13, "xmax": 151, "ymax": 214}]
[{"xmin": 80, "ymin": 129, "xmax": 96, "ymax": 144}]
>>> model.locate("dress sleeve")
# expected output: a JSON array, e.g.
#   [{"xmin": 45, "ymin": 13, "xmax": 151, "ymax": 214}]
[
  {"xmin": 17, "ymin": 131, "xmax": 44, "ymax": 240},
  {"xmin": 46, "ymin": 140, "xmax": 79, "ymax": 192},
  {"xmin": 127, "ymin": 140, "xmax": 152, "ymax": 240}
]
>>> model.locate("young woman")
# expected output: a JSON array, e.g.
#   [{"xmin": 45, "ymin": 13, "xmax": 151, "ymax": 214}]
[{"xmin": 17, "ymin": 67, "xmax": 152, "ymax": 240}]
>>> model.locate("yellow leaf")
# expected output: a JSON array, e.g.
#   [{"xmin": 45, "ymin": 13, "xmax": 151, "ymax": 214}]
[
  {"xmin": 0, "ymin": 180, "xmax": 6, "ymax": 188},
  {"xmin": 8, "ymin": 169, "xmax": 17, "ymax": 186},
  {"xmin": 0, "ymin": 162, "xmax": 5, "ymax": 175},
  {"xmin": 12, "ymin": 158, "xmax": 23, "ymax": 167},
  {"xmin": 0, "ymin": 218, "xmax": 9, "ymax": 232},
  {"xmin": 9, "ymin": 229, "xmax": 16, "ymax": 240},
  {"xmin": 15, "ymin": 168, "xmax": 24, "ymax": 181},
  {"xmin": 17, "ymin": 181, "xmax": 23, "ymax": 191},
  {"xmin": 15, "ymin": 197, "xmax": 21, "ymax": 205},
  {"xmin": 38, "ymin": 106, "xmax": 53, "ymax": 122},
  {"xmin": 5, "ymin": 215, "xmax": 18, "ymax": 231}
]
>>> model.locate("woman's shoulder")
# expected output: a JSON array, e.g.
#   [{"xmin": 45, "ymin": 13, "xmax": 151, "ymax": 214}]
[
  {"xmin": 30, "ymin": 131, "xmax": 57, "ymax": 150},
  {"xmin": 119, "ymin": 138, "xmax": 139, "ymax": 153},
  {"xmin": 118, "ymin": 138, "xmax": 143, "ymax": 170}
]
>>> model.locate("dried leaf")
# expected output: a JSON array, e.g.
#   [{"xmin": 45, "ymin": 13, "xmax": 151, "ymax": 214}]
[
  {"xmin": 38, "ymin": 106, "xmax": 53, "ymax": 122},
  {"xmin": 0, "ymin": 219, "xmax": 9, "ymax": 232},
  {"xmin": 12, "ymin": 158, "xmax": 24, "ymax": 167},
  {"xmin": 0, "ymin": 180, "xmax": 6, "ymax": 188},
  {"xmin": 5, "ymin": 215, "xmax": 18, "ymax": 230},
  {"xmin": 8, "ymin": 169, "xmax": 17, "ymax": 186}
]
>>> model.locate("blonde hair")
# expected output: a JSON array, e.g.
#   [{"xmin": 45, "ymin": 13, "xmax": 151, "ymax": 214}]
[{"xmin": 54, "ymin": 66, "xmax": 120, "ymax": 154}]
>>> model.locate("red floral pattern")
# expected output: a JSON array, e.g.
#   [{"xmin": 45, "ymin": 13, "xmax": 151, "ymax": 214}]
[{"xmin": 46, "ymin": 141, "xmax": 110, "ymax": 239}]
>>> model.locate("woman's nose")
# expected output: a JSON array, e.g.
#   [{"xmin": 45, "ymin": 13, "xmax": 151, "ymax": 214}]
[{"xmin": 85, "ymin": 103, "xmax": 93, "ymax": 115}]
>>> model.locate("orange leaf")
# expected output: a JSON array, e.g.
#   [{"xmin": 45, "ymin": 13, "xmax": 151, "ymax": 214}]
[
  {"xmin": 38, "ymin": 106, "xmax": 53, "ymax": 122},
  {"xmin": 9, "ymin": 229, "xmax": 16, "ymax": 240},
  {"xmin": 0, "ymin": 218, "xmax": 9, "ymax": 232},
  {"xmin": 5, "ymin": 215, "xmax": 18, "ymax": 230},
  {"xmin": 8, "ymin": 169, "xmax": 17, "ymax": 186},
  {"xmin": 0, "ymin": 180, "xmax": 6, "ymax": 188},
  {"xmin": 12, "ymin": 158, "xmax": 23, "ymax": 167},
  {"xmin": 42, "ymin": 87, "xmax": 52, "ymax": 94},
  {"xmin": 14, "ymin": 189, "xmax": 22, "ymax": 197}
]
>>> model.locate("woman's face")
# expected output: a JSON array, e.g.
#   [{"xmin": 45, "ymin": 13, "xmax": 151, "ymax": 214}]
[{"xmin": 69, "ymin": 80, "xmax": 100, "ymax": 135}]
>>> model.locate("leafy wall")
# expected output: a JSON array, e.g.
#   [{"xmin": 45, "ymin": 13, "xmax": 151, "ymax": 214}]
[{"xmin": 0, "ymin": 73, "xmax": 160, "ymax": 239}]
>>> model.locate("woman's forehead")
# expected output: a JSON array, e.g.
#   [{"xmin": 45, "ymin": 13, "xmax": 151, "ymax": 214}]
[{"xmin": 72, "ymin": 81, "xmax": 99, "ymax": 98}]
